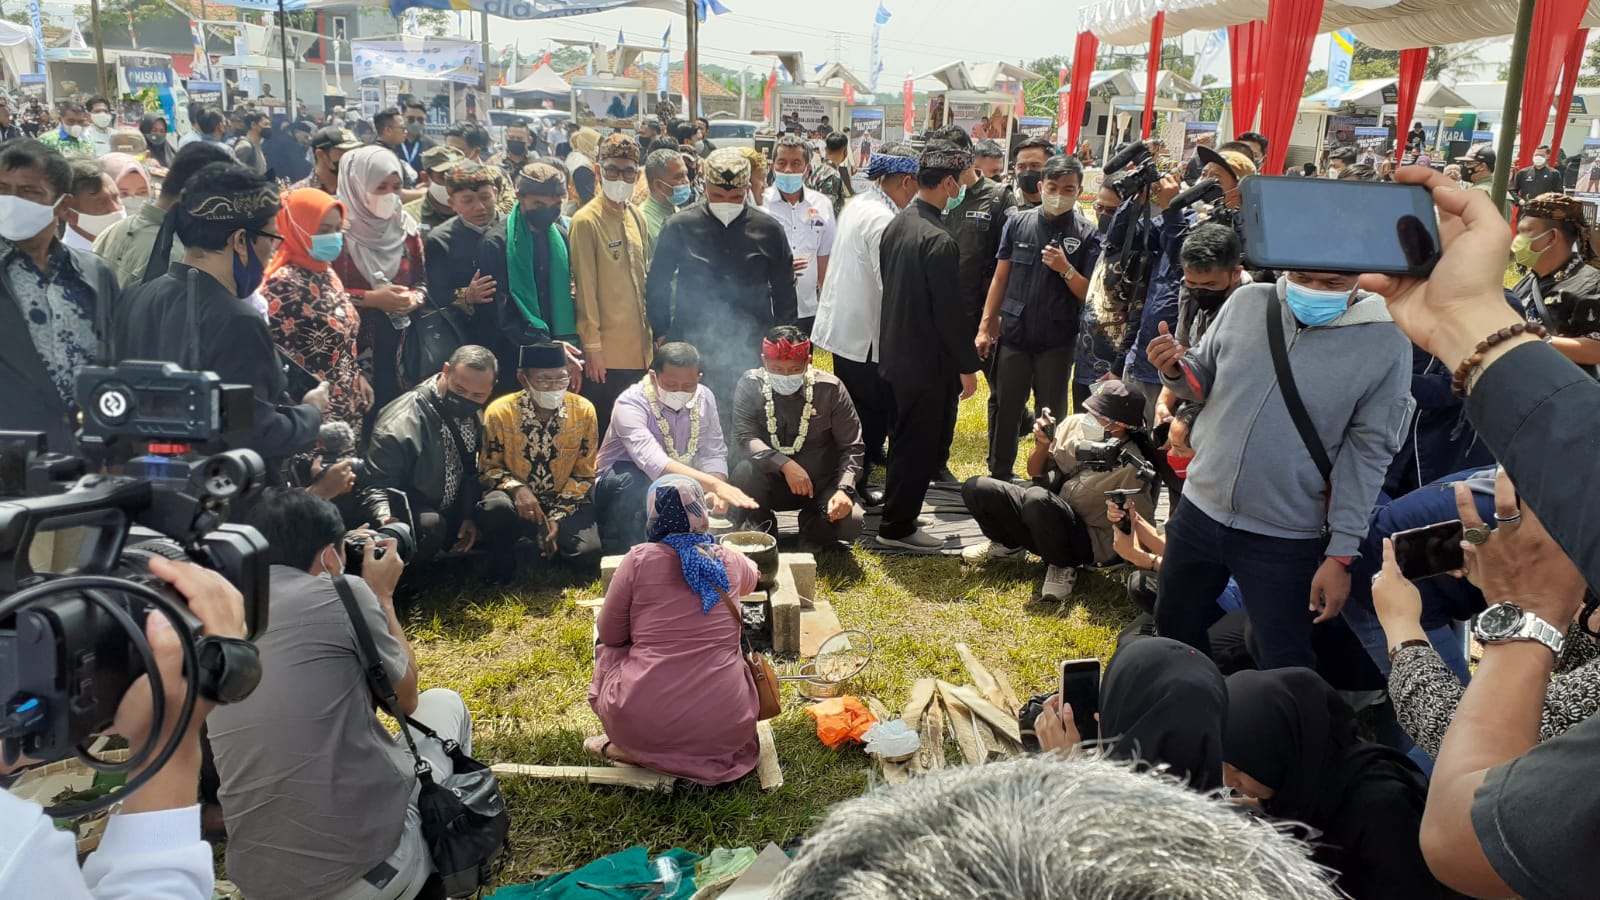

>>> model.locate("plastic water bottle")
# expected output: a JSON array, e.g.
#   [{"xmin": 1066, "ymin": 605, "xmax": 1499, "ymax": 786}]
[{"xmin": 372, "ymin": 270, "xmax": 411, "ymax": 331}]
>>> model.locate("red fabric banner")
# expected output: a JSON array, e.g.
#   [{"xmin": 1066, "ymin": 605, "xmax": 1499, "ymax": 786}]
[
  {"xmin": 1057, "ymin": 64, "xmax": 1069, "ymax": 129},
  {"xmin": 1227, "ymin": 21, "xmax": 1264, "ymax": 136},
  {"xmin": 1551, "ymin": 29, "xmax": 1590, "ymax": 160},
  {"xmin": 1065, "ymin": 30, "xmax": 1099, "ymax": 153},
  {"xmin": 763, "ymin": 65, "xmax": 777, "ymax": 121},
  {"xmin": 1395, "ymin": 48, "xmax": 1429, "ymax": 154},
  {"xmin": 903, "ymin": 74, "xmax": 915, "ymax": 137},
  {"xmin": 1258, "ymin": 0, "xmax": 1324, "ymax": 175},
  {"xmin": 844, "ymin": 82, "xmax": 855, "ymax": 106},
  {"xmin": 1518, "ymin": 0, "xmax": 1589, "ymax": 170},
  {"xmin": 1143, "ymin": 12, "xmax": 1164, "ymax": 139}
]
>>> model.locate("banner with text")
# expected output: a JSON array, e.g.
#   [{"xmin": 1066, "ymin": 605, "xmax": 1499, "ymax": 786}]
[{"xmin": 352, "ymin": 38, "xmax": 482, "ymax": 85}]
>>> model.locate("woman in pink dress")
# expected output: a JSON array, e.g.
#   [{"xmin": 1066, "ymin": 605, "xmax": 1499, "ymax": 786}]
[{"xmin": 587, "ymin": 475, "xmax": 761, "ymax": 784}]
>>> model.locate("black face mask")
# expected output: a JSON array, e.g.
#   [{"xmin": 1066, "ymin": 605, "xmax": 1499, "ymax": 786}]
[
  {"xmin": 525, "ymin": 206, "xmax": 561, "ymax": 231},
  {"xmin": 1096, "ymin": 212, "xmax": 1113, "ymax": 234},
  {"xmin": 438, "ymin": 388, "xmax": 482, "ymax": 419},
  {"xmin": 506, "ymin": 139, "xmax": 528, "ymax": 156},
  {"xmin": 1017, "ymin": 171, "xmax": 1043, "ymax": 195},
  {"xmin": 1182, "ymin": 284, "xmax": 1231, "ymax": 313}
]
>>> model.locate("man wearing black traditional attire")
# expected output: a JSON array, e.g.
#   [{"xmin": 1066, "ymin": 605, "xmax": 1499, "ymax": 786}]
[
  {"xmin": 112, "ymin": 161, "xmax": 326, "ymax": 474},
  {"xmin": 480, "ymin": 162, "xmax": 578, "ymax": 388},
  {"xmin": 423, "ymin": 161, "xmax": 503, "ymax": 360}
]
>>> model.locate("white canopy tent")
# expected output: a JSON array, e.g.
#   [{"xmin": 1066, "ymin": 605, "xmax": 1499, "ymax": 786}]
[
  {"xmin": 0, "ymin": 20, "xmax": 40, "ymax": 85},
  {"xmin": 501, "ymin": 63, "xmax": 571, "ymax": 103}
]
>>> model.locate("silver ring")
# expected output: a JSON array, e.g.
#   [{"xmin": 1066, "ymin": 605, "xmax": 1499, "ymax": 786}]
[
  {"xmin": 1494, "ymin": 512, "xmax": 1523, "ymax": 525},
  {"xmin": 1463, "ymin": 525, "xmax": 1493, "ymax": 546},
  {"xmin": 1370, "ymin": 573, "xmax": 1382, "ymax": 587}
]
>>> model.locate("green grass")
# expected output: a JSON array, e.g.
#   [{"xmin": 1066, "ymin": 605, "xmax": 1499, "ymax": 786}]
[{"xmin": 403, "ymin": 358, "xmax": 1137, "ymax": 884}]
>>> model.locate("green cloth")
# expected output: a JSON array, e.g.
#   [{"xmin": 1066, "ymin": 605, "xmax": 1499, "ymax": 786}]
[
  {"xmin": 694, "ymin": 847, "xmax": 757, "ymax": 884},
  {"xmin": 488, "ymin": 846, "xmax": 699, "ymax": 899},
  {"xmin": 506, "ymin": 202, "xmax": 576, "ymax": 337}
]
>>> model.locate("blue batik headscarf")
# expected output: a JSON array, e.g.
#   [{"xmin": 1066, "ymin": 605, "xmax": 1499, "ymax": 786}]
[{"xmin": 646, "ymin": 474, "xmax": 730, "ymax": 614}]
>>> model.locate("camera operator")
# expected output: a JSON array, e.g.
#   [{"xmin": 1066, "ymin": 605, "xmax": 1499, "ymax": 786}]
[
  {"xmin": 960, "ymin": 379, "xmax": 1154, "ymax": 601},
  {"xmin": 211, "ymin": 489, "xmax": 471, "ymax": 900},
  {"xmin": 1, "ymin": 557, "xmax": 246, "ymax": 900},
  {"xmin": 0, "ymin": 140, "xmax": 121, "ymax": 453},
  {"xmin": 111, "ymin": 162, "xmax": 328, "ymax": 473},
  {"xmin": 362, "ymin": 344, "xmax": 495, "ymax": 568}
]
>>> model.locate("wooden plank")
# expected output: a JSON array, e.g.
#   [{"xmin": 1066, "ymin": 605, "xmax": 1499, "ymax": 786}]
[
  {"xmin": 993, "ymin": 670, "xmax": 1022, "ymax": 718},
  {"xmin": 902, "ymin": 678, "xmax": 938, "ymax": 731},
  {"xmin": 799, "ymin": 599, "xmax": 844, "ymax": 658},
  {"xmin": 574, "ymin": 596, "xmax": 605, "ymax": 610},
  {"xmin": 948, "ymin": 684, "xmax": 1023, "ymax": 745},
  {"xmin": 755, "ymin": 720, "xmax": 783, "ymax": 791},
  {"xmin": 936, "ymin": 680, "xmax": 986, "ymax": 766},
  {"xmin": 490, "ymin": 763, "xmax": 676, "ymax": 791},
  {"xmin": 955, "ymin": 643, "xmax": 1009, "ymax": 713},
  {"xmin": 912, "ymin": 693, "xmax": 946, "ymax": 775}
]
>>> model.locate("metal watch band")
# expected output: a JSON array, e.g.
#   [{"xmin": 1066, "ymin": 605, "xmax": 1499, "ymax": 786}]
[{"xmin": 1519, "ymin": 614, "xmax": 1566, "ymax": 657}]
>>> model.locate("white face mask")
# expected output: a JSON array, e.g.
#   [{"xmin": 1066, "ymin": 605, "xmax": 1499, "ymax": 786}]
[
  {"xmin": 75, "ymin": 207, "xmax": 126, "ymax": 238},
  {"xmin": 66, "ymin": 123, "xmax": 85, "ymax": 139},
  {"xmin": 90, "ymin": 112, "xmax": 113, "ymax": 129},
  {"xmin": 601, "ymin": 178, "xmax": 634, "ymax": 204},
  {"xmin": 319, "ymin": 545, "xmax": 344, "ymax": 579},
  {"xmin": 375, "ymin": 192, "xmax": 402, "ymax": 217},
  {"xmin": 123, "ymin": 196, "xmax": 147, "ymax": 218},
  {"xmin": 709, "ymin": 202, "xmax": 744, "ymax": 226},
  {"xmin": 428, "ymin": 182, "xmax": 449, "ymax": 205},
  {"xmin": 1041, "ymin": 194, "xmax": 1075, "ymax": 217},
  {"xmin": 1533, "ymin": 155, "xmax": 1548, "ymax": 167},
  {"xmin": 765, "ymin": 371, "xmax": 806, "ymax": 395},
  {"xmin": 530, "ymin": 388, "xmax": 566, "ymax": 410},
  {"xmin": 657, "ymin": 386, "xmax": 696, "ymax": 411},
  {"xmin": 0, "ymin": 194, "xmax": 62, "ymax": 242}
]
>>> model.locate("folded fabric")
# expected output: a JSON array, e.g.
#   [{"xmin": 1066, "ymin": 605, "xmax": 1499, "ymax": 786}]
[
  {"xmin": 489, "ymin": 846, "xmax": 700, "ymax": 899},
  {"xmin": 695, "ymin": 846, "xmax": 758, "ymax": 885},
  {"xmin": 804, "ymin": 696, "xmax": 878, "ymax": 748}
]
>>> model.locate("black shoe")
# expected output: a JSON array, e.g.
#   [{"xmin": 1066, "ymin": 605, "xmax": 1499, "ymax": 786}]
[
  {"xmin": 1018, "ymin": 407, "xmax": 1034, "ymax": 438},
  {"xmin": 931, "ymin": 467, "xmax": 959, "ymax": 485},
  {"xmin": 861, "ymin": 486, "xmax": 886, "ymax": 507}
]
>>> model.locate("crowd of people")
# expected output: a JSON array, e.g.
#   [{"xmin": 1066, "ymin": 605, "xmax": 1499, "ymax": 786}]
[{"xmin": 5, "ymin": 85, "xmax": 1600, "ymax": 900}]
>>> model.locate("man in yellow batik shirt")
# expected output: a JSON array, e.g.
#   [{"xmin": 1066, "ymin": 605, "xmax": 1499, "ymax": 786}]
[{"xmin": 478, "ymin": 342, "xmax": 602, "ymax": 581}]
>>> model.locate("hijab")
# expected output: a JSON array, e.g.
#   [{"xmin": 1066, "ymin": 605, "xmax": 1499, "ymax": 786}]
[
  {"xmin": 336, "ymin": 144, "xmax": 412, "ymax": 281},
  {"xmin": 102, "ymin": 152, "xmax": 150, "ymax": 198},
  {"xmin": 266, "ymin": 187, "xmax": 344, "ymax": 280},
  {"xmin": 645, "ymin": 475, "xmax": 729, "ymax": 614},
  {"xmin": 1223, "ymin": 668, "xmax": 1424, "ymax": 826},
  {"xmin": 1099, "ymin": 637, "xmax": 1228, "ymax": 791}
]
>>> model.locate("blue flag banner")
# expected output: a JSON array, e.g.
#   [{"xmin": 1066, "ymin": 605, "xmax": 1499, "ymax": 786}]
[
  {"xmin": 1328, "ymin": 29, "xmax": 1354, "ymax": 88},
  {"xmin": 657, "ymin": 25, "xmax": 669, "ymax": 96},
  {"xmin": 869, "ymin": 2, "xmax": 890, "ymax": 93},
  {"xmin": 27, "ymin": 0, "xmax": 45, "ymax": 72}
]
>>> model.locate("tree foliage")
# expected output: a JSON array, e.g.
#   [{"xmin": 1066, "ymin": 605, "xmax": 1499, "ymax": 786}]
[{"xmin": 1303, "ymin": 69, "xmax": 1329, "ymax": 97}]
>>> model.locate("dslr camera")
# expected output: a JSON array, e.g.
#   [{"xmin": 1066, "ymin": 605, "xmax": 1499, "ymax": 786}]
[
  {"xmin": 343, "ymin": 520, "xmax": 416, "ymax": 577},
  {"xmin": 0, "ymin": 363, "xmax": 267, "ymax": 797},
  {"xmin": 1072, "ymin": 439, "xmax": 1158, "ymax": 484}
]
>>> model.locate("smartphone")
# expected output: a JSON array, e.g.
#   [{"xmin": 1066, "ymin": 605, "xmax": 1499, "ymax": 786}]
[
  {"xmin": 1059, "ymin": 659, "xmax": 1102, "ymax": 742},
  {"xmin": 1239, "ymin": 176, "xmax": 1441, "ymax": 277},
  {"xmin": 1391, "ymin": 519, "xmax": 1465, "ymax": 580}
]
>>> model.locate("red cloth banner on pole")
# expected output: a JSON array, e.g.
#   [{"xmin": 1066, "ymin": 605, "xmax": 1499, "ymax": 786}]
[
  {"xmin": 903, "ymin": 73, "xmax": 915, "ymax": 137},
  {"xmin": 1065, "ymin": 30, "xmax": 1099, "ymax": 153},
  {"xmin": 763, "ymin": 64, "xmax": 777, "ymax": 121},
  {"xmin": 844, "ymin": 82, "xmax": 855, "ymax": 105},
  {"xmin": 1227, "ymin": 21, "xmax": 1264, "ymax": 136},
  {"xmin": 1518, "ymin": 0, "xmax": 1589, "ymax": 170},
  {"xmin": 1551, "ymin": 29, "xmax": 1590, "ymax": 159},
  {"xmin": 1258, "ymin": 0, "xmax": 1325, "ymax": 175},
  {"xmin": 1395, "ymin": 48, "xmax": 1429, "ymax": 153},
  {"xmin": 1142, "ymin": 12, "xmax": 1164, "ymax": 139},
  {"xmin": 1057, "ymin": 64, "xmax": 1069, "ymax": 129}
]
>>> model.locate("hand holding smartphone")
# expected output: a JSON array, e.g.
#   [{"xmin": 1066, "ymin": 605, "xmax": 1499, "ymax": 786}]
[
  {"xmin": 1059, "ymin": 659, "xmax": 1101, "ymax": 742},
  {"xmin": 1239, "ymin": 176, "xmax": 1441, "ymax": 277},
  {"xmin": 1390, "ymin": 519, "xmax": 1465, "ymax": 580}
]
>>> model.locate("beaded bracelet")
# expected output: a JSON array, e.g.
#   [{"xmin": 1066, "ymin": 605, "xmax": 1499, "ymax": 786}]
[{"xmin": 1451, "ymin": 322, "xmax": 1547, "ymax": 397}]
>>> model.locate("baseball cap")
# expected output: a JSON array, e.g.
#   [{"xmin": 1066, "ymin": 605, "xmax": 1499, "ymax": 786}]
[
  {"xmin": 420, "ymin": 144, "xmax": 464, "ymax": 173},
  {"xmin": 1455, "ymin": 143, "xmax": 1495, "ymax": 170},
  {"xmin": 310, "ymin": 126, "xmax": 361, "ymax": 152}
]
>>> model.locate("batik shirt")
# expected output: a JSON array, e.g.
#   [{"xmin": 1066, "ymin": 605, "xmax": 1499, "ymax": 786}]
[
  {"xmin": 263, "ymin": 262, "xmax": 366, "ymax": 429},
  {"xmin": 3, "ymin": 237, "xmax": 97, "ymax": 407},
  {"xmin": 479, "ymin": 390, "xmax": 599, "ymax": 523}
]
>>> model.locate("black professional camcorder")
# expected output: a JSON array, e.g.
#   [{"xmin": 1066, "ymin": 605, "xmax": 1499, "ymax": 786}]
[
  {"xmin": 1104, "ymin": 140, "xmax": 1162, "ymax": 201},
  {"xmin": 1170, "ymin": 177, "xmax": 1238, "ymax": 227},
  {"xmin": 0, "ymin": 363, "xmax": 269, "ymax": 813},
  {"xmin": 1073, "ymin": 439, "xmax": 1159, "ymax": 484}
]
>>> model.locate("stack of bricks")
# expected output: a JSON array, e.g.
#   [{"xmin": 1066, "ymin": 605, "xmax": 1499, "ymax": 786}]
[{"xmin": 599, "ymin": 552, "xmax": 816, "ymax": 656}]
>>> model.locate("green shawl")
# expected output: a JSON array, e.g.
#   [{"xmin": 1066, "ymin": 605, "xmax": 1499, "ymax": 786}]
[{"xmin": 506, "ymin": 203, "xmax": 575, "ymax": 337}]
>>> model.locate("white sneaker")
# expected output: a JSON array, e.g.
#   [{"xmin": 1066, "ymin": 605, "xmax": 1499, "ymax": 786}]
[
  {"xmin": 1041, "ymin": 565, "xmax": 1077, "ymax": 601},
  {"xmin": 961, "ymin": 541, "xmax": 1026, "ymax": 563},
  {"xmin": 875, "ymin": 529, "xmax": 945, "ymax": 553}
]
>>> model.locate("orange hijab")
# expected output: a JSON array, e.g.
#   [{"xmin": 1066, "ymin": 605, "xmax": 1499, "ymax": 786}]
[{"xmin": 266, "ymin": 188, "xmax": 345, "ymax": 280}]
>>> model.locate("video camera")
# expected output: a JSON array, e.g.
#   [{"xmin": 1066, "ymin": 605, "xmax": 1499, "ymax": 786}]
[
  {"xmin": 1073, "ymin": 439, "xmax": 1158, "ymax": 485},
  {"xmin": 0, "ymin": 362, "xmax": 268, "ymax": 815},
  {"xmin": 1104, "ymin": 140, "xmax": 1162, "ymax": 202},
  {"xmin": 1169, "ymin": 177, "xmax": 1238, "ymax": 227}
]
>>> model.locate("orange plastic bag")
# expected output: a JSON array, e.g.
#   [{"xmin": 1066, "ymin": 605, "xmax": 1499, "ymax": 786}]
[{"xmin": 804, "ymin": 696, "xmax": 878, "ymax": 748}]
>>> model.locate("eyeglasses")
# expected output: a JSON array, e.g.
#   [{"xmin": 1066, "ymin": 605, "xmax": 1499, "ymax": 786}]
[
  {"xmin": 527, "ymin": 374, "xmax": 571, "ymax": 389},
  {"xmin": 250, "ymin": 230, "xmax": 286, "ymax": 246},
  {"xmin": 601, "ymin": 165, "xmax": 640, "ymax": 182}
]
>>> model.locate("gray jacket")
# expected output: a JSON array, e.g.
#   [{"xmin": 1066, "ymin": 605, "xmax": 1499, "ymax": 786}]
[{"xmin": 1161, "ymin": 281, "xmax": 1414, "ymax": 558}]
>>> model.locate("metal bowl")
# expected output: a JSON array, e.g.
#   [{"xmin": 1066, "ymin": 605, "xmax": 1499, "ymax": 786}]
[
  {"xmin": 719, "ymin": 530, "xmax": 780, "ymax": 591},
  {"xmin": 795, "ymin": 662, "xmax": 844, "ymax": 699}
]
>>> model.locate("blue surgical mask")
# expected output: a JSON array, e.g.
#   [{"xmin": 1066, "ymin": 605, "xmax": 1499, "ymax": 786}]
[
  {"xmin": 945, "ymin": 182, "xmax": 968, "ymax": 212},
  {"xmin": 773, "ymin": 171, "xmax": 805, "ymax": 194},
  {"xmin": 308, "ymin": 232, "xmax": 344, "ymax": 263},
  {"xmin": 233, "ymin": 239, "xmax": 265, "ymax": 299},
  {"xmin": 1283, "ymin": 280, "xmax": 1353, "ymax": 327},
  {"xmin": 670, "ymin": 183, "xmax": 693, "ymax": 207},
  {"xmin": 766, "ymin": 372, "xmax": 805, "ymax": 395}
]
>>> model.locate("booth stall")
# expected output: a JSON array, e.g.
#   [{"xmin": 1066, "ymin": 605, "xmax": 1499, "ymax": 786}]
[
  {"xmin": 1290, "ymin": 77, "xmax": 1469, "ymax": 171},
  {"xmin": 918, "ymin": 60, "xmax": 1042, "ymax": 144},
  {"xmin": 752, "ymin": 52, "xmax": 868, "ymax": 137}
]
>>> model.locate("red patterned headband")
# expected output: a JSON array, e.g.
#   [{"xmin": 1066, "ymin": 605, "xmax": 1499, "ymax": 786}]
[{"xmin": 762, "ymin": 337, "xmax": 812, "ymax": 361}]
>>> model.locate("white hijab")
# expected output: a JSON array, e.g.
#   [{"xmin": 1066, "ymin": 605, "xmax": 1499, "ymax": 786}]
[{"xmin": 336, "ymin": 145, "xmax": 414, "ymax": 282}]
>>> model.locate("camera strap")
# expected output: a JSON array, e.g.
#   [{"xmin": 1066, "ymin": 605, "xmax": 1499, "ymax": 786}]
[
  {"xmin": 331, "ymin": 573, "xmax": 432, "ymax": 779},
  {"xmin": 1265, "ymin": 295, "xmax": 1334, "ymax": 533}
]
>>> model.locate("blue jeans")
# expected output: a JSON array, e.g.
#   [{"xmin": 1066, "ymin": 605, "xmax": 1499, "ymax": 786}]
[
  {"xmin": 596, "ymin": 462, "xmax": 652, "ymax": 553},
  {"xmin": 1155, "ymin": 498, "xmax": 1325, "ymax": 669},
  {"xmin": 1341, "ymin": 597, "xmax": 1473, "ymax": 683}
]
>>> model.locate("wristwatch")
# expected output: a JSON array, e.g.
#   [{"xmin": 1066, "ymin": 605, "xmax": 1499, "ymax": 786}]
[{"xmin": 1472, "ymin": 602, "xmax": 1565, "ymax": 658}]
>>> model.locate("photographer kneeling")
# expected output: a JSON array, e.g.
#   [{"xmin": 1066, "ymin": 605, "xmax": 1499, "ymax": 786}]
[
  {"xmin": 211, "ymin": 490, "xmax": 472, "ymax": 900},
  {"xmin": 961, "ymin": 379, "xmax": 1154, "ymax": 600}
]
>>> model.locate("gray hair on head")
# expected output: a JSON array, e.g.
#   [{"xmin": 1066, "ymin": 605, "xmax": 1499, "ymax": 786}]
[
  {"xmin": 771, "ymin": 755, "xmax": 1338, "ymax": 900},
  {"xmin": 447, "ymin": 344, "xmax": 498, "ymax": 375}
]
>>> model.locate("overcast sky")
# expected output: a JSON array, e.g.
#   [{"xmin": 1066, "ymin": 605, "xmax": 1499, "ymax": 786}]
[{"xmin": 483, "ymin": 0, "xmax": 1515, "ymax": 88}]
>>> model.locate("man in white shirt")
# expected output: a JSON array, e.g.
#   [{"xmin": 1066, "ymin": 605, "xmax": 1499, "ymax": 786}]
[
  {"xmin": 546, "ymin": 121, "xmax": 568, "ymax": 157},
  {"xmin": 810, "ymin": 143, "xmax": 919, "ymax": 501},
  {"xmin": 762, "ymin": 134, "xmax": 836, "ymax": 335},
  {"xmin": 84, "ymin": 95, "xmax": 116, "ymax": 157}
]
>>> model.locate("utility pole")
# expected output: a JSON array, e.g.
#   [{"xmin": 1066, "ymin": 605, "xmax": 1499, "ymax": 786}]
[
  {"xmin": 1491, "ymin": 0, "xmax": 1535, "ymax": 217},
  {"xmin": 480, "ymin": 10, "xmax": 491, "ymax": 108},
  {"xmin": 685, "ymin": 0, "xmax": 698, "ymax": 118}
]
